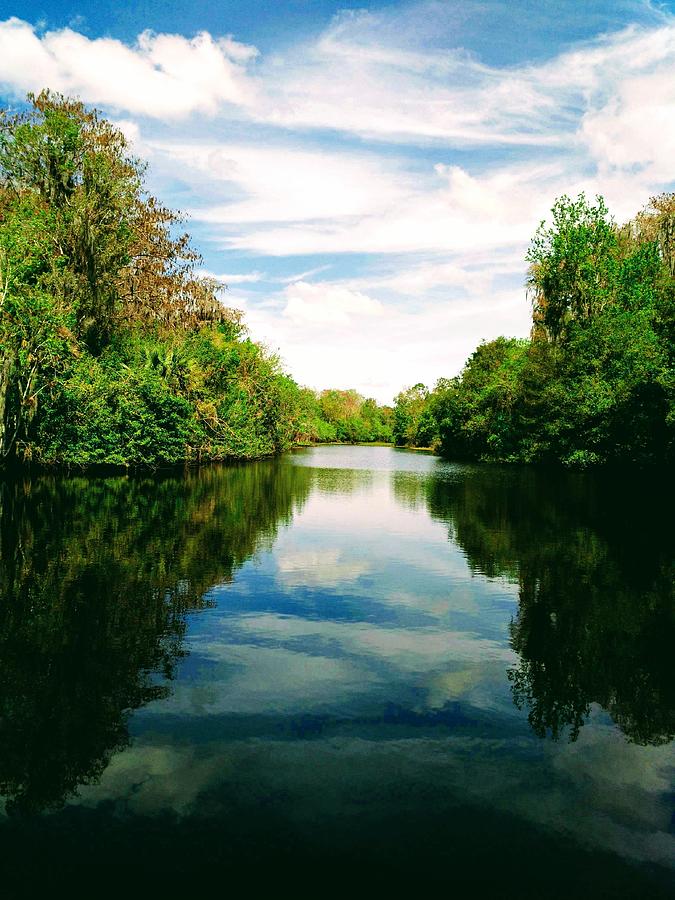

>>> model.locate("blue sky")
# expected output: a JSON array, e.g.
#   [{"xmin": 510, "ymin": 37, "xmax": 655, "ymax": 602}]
[{"xmin": 0, "ymin": 0, "xmax": 674, "ymax": 400}]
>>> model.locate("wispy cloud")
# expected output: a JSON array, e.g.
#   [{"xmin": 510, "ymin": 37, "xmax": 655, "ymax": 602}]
[
  {"xmin": 3, "ymin": 10, "xmax": 674, "ymax": 150},
  {"xmin": 198, "ymin": 268, "xmax": 264, "ymax": 285}
]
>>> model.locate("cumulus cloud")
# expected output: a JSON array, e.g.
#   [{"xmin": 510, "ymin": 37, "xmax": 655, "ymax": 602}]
[
  {"xmin": 580, "ymin": 65, "xmax": 675, "ymax": 184},
  {"xmin": 239, "ymin": 278, "xmax": 530, "ymax": 401},
  {"xmin": 0, "ymin": 17, "xmax": 257, "ymax": 117},
  {"xmin": 4, "ymin": 10, "xmax": 674, "ymax": 153}
]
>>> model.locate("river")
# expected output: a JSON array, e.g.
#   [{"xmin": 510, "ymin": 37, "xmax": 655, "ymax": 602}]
[{"xmin": 0, "ymin": 445, "xmax": 672, "ymax": 896}]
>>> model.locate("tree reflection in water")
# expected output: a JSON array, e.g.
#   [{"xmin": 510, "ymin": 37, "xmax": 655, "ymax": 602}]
[
  {"xmin": 0, "ymin": 462, "xmax": 311, "ymax": 815},
  {"xmin": 1, "ymin": 454, "xmax": 672, "ymax": 822},
  {"xmin": 425, "ymin": 465, "xmax": 674, "ymax": 745}
]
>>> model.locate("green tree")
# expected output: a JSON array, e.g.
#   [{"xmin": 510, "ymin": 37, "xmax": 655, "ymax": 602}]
[
  {"xmin": 393, "ymin": 383, "xmax": 436, "ymax": 447},
  {"xmin": 428, "ymin": 191, "xmax": 674, "ymax": 467},
  {"xmin": 434, "ymin": 338, "xmax": 528, "ymax": 460},
  {"xmin": 526, "ymin": 194, "xmax": 618, "ymax": 341},
  {"xmin": 0, "ymin": 92, "xmax": 312, "ymax": 467},
  {"xmin": 519, "ymin": 193, "xmax": 673, "ymax": 465},
  {"xmin": 315, "ymin": 388, "xmax": 392, "ymax": 443}
]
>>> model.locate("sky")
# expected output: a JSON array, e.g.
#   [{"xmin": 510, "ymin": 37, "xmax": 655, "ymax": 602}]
[{"xmin": 0, "ymin": 1, "xmax": 674, "ymax": 402}]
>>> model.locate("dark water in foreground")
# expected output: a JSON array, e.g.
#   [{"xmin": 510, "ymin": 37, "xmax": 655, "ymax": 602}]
[{"xmin": 0, "ymin": 446, "xmax": 673, "ymax": 897}]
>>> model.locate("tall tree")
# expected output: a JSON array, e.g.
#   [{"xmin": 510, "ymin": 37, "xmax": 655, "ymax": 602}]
[
  {"xmin": 0, "ymin": 91, "xmax": 241, "ymax": 461},
  {"xmin": 526, "ymin": 194, "xmax": 618, "ymax": 341}
]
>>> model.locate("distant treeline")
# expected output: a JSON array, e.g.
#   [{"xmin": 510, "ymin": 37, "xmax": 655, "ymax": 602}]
[
  {"xmin": 294, "ymin": 388, "xmax": 392, "ymax": 444},
  {"xmin": 395, "ymin": 192, "xmax": 675, "ymax": 466},
  {"xmin": 0, "ymin": 92, "xmax": 390, "ymax": 468}
]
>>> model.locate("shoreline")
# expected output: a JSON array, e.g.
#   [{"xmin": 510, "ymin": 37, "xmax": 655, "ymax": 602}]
[{"xmin": 1, "ymin": 442, "xmax": 670, "ymax": 478}]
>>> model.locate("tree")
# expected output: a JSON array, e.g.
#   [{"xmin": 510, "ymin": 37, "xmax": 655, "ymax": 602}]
[
  {"xmin": 434, "ymin": 339, "xmax": 528, "ymax": 460},
  {"xmin": 393, "ymin": 383, "xmax": 435, "ymax": 447},
  {"xmin": 427, "ymin": 191, "xmax": 674, "ymax": 467},
  {"xmin": 314, "ymin": 388, "xmax": 392, "ymax": 443},
  {"xmin": 0, "ymin": 91, "xmax": 239, "ymax": 340},
  {"xmin": 0, "ymin": 92, "xmax": 249, "ymax": 465},
  {"xmin": 526, "ymin": 194, "xmax": 618, "ymax": 341}
]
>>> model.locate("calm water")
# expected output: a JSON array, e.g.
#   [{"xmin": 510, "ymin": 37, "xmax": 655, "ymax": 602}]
[{"xmin": 0, "ymin": 446, "xmax": 673, "ymax": 897}]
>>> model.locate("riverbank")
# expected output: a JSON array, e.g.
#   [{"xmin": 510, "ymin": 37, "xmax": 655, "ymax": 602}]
[
  {"xmin": 0, "ymin": 94, "xmax": 394, "ymax": 470},
  {"xmin": 3, "ymin": 440, "xmax": 398, "ymax": 475}
]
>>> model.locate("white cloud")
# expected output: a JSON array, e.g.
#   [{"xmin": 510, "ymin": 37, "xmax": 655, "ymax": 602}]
[
  {"xmin": 213, "ymin": 158, "xmax": 563, "ymax": 257},
  {"xmin": 276, "ymin": 548, "xmax": 371, "ymax": 587},
  {"xmin": 0, "ymin": 18, "xmax": 257, "ymax": 118},
  {"xmin": 255, "ymin": 9, "xmax": 567, "ymax": 145},
  {"xmin": 282, "ymin": 281, "xmax": 384, "ymax": 326},
  {"xmin": 240, "ymin": 279, "xmax": 530, "ymax": 402},
  {"xmin": 4, "ymin": 11, "xmax": 674, "ymax": 153},
  {"xmin": 147, "ymin": 139, "xmax": 410, "ymax": 225},
  {"xmin": 347, "ymin": 256, "xmax": 516, "ymax": 297},
  {"xmin": 275, "ymin": 265, "xmax": 332, "ymax": 284},
  {"xmin": 255, "ymin": 12, "xmax": 675, "ymax": 151},
  {"xmin": 580, "ymin": 66, "xmax": 675, "ymax": 184},
  {"xmin": 2, "ymin": 11, "xmax": 674, "ymax": 163}
]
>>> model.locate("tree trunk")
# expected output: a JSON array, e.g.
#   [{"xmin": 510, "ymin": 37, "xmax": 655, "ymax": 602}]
[{"xmin": 0, "ymin": 351, "xmax": 16, "ymax": 460}]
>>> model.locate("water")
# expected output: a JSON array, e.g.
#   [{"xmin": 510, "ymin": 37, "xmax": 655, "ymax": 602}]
[{"xmin": 0, "ymin": 446, "xmax": 672, "ymax": 897}]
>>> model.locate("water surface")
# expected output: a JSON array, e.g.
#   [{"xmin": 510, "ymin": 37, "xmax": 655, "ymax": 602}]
[{"xmin": 0, "ymin": 446, "xmax": 672, "ymax": 896}]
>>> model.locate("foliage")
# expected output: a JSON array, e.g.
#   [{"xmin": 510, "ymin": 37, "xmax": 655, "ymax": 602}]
[
  {"xmin": 4, "ymin": 92, "xmax": 671, "ymax": 469},
  {"xmin": 526, "ymin": 194, "xmax": 618, "ymax": 341},
  {"xmin": 316, "ymin": 388, "xmax": 392, "ymax": 443},
  {"xmin": 392, "ymin": 383, "xmax": 437, "ymax": 448},
  {"xmin": 426, "ymin": 192, "xmax": 675, "ymax": 466},
  {"xmin": 433, "ymin": 338, "xmax": 529, "ymax": 459},
  {"xmin": 0, "ymin": 92, "xmax": 376, "ymax": 467},
  {"xmin": 289, "ymin": 387, "xmax": 392, "ymax": 445}
]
